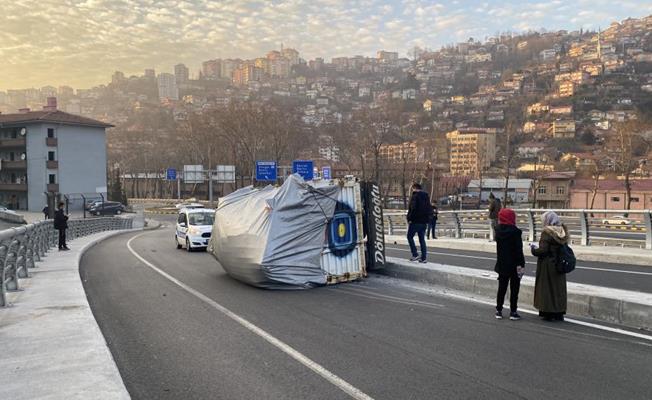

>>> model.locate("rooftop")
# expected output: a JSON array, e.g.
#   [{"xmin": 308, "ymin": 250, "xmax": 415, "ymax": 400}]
[
  {"xmin": 573, "ymin": 178, "xmax": 652, "ymax": 191},
  {"xmin": 0, "ymin": 110, "xmax": 113, "ymax": 128}
]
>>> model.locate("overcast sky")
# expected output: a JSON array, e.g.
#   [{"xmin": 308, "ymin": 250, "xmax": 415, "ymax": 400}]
[{"xmin": 1, "ymin": 0, "xmax": 651, "ymax": 91}]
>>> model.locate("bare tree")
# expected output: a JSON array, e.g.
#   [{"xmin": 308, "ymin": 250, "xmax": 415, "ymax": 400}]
[{"xmin": 609, "ymin": 120, "xmax": 648, "ymax": 211}]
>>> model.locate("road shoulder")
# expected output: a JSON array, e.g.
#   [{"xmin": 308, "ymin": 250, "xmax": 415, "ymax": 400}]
[{"xmin": 0, "ymin": 230, "xmax": 136, "ymax": 400}]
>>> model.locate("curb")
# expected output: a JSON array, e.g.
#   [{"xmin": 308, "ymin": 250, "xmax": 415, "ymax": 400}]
[{"xmin": 379, "ymin": 257, "xmax": 652, "ymax": 331}]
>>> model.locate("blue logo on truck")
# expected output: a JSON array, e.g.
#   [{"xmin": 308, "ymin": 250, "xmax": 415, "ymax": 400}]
[{"xmin": 328, "ymin": 202, "xmax": 357, "ymax": 257}]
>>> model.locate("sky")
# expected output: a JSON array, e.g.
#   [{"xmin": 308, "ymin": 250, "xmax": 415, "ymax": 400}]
[{"xmin": 1, "ymin": 0, "xmax": 652, "ymax": 91}]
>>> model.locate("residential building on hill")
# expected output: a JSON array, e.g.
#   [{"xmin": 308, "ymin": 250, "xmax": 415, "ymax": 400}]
[
  {"xmin": 446, "ymin": 128, "xmax": 496, "ymax": 176},
  {"xmin": 0, "ymin": 98, "xmax": 112, "ymax": 211},
  {"xmin": 533, "ymin": 171, "xmax": 575, "ymax": 209}
]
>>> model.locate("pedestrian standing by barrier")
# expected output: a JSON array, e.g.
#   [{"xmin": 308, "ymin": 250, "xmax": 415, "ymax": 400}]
[
  {"xmin": 531, "ymin": 211, "xmax": 568, "ymax": 321},
  {"xmin": 488, "ymin": 193, "xmax": 501, "ymax": 241},
  {"xmin": 54, "ymin": 202, "xmax": 70, "ymax": 251},
  {"xmin": 494, "ymin": 208, "xmax": 525, "ymax": 320},
  {"xmin": 42, "ymin": 205, "xmax": 49, "ymax": 220},
  {"xmin": 406, "ymin": 183, "xmax": 432, "ymax": 263},
  {"xmin": 427, "ymin": 203, "xmax": 438, "ymax": 240}
]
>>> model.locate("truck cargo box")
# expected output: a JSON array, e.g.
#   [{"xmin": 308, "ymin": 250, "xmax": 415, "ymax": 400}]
[{"xmin": 208, "ymin": 174, "xmax": 366, "ymax": 289}]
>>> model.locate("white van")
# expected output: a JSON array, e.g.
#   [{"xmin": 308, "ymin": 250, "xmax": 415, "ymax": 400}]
[{"xmin": 175, "ymin": 208, "xmax": 215, "ymax": 251}]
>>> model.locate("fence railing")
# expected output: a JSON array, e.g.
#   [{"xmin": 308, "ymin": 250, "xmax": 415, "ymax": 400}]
[
  {"xmin": 385, "ymin": 209, "xmax": 652, "ymax": 250},
  {"xmin": 0, "ymin": 217, "xmax": 134, "ymax": 307}
]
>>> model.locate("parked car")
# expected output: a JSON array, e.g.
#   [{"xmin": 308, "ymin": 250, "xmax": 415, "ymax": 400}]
[
  {"xmin": 601, "ymin": 215, "xmax": 632, "ymax": 225},
  {"xmin": 85, "ymin": 199, "xmax": 104, "ymax": 211},
  {"xmin": 89, "ymin": 201, "xmax": 125, "ymax": 216},
  {"xmin": 175, "ymin": 208, "xmax": 215, "ymax": 251}
]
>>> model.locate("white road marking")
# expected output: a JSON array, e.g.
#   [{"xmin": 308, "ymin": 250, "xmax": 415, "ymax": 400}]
[
  {"xmin": 387, "ymin": 246, "xmax": 652, "ymax": 276},
  {"xmin": 126, "ymin": 233, "xmax": 374, "ymax": 400},
  {"xmin": 331, "ymin": 287, "xmax": 444, "ymax": 309}
]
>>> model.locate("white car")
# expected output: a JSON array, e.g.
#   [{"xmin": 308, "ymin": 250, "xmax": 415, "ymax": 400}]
[
  {"xmin": 175, "ymin": 208, "xmax": 215, "ymax": 251},
  {"xmin": 601, "ymin": 216, "xmax": 632, "ymax": 225},
  {"xmin": 175, "ymin": 202, "xmax": 205, "ymax": 210}
]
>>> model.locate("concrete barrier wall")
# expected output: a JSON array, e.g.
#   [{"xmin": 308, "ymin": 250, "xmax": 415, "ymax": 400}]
[{"xmin": 381, "ymin": 257, "xmax": 652, "ymax": 331}]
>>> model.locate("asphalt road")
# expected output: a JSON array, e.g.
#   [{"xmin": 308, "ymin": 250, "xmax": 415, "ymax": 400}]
[
  {"xmin": 80, "ymin": 226, "xmax": 652, "ymax": 400},
  {"xmin": 386, "ymin": 243, "xmax": 652, "ymax": 294}
]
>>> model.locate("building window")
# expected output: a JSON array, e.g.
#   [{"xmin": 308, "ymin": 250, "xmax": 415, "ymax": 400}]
[
  {"xmin": 47, "ymin": 128, "xmax": 55, "ymax": 138},
  {"xmin": 538, "ymin": 186, "xmax": 547, "ymax": 194},
  {"xmin": 48, "ymin": 174, "xmax": 56, "ymax": 184},
  {"xmin": 556, "ymin": 186, "xmax": 565, "ymax": 195},
  {"xmin": 611, "ymin": 196, "xmax": 620, "ymax": 202},
  {"xmin": 631, "ymin": 197, "xmax": 640, "ymax": 203},
  {"xmin": 48, "ymin": 151, "xmax": 55, "ymax": 161}
]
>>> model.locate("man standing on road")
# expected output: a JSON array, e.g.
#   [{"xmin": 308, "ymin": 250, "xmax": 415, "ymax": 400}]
[
  {"xmin": 407, "ymin": 183, "xmax": 432, "ymax": 263},
  {"xmin": 54, "ymin": 202, "xmax": 70, "ymax": 251},
  {"xmin": 427, "ymin": 203, "xmax": 438, "ymax": 240},
  {"xmin": 488, "ymin": 193, "xmax": 501, "ymax": 241},
  {"xmin": 42, "ymin": 205, "xmax": 49, "ymax": 220}
]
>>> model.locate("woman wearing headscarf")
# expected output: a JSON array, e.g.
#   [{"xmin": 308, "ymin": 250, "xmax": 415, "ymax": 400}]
[
  {"xmin": 531, "ymin": 211, "xmax": 568, "ymax": 321},
  {"xmin": 494, "ymin": 208, "xmax": 525, "ymax": 320}
]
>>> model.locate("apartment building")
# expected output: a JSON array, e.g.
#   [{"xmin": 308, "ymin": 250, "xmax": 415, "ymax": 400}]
[
  {"xmin": 446, "ymin": 128, "xmax": 496, "ymax": 176},
  {"xmin": 157, "ymin": 73, "xmax": 179, "ymax": 101},
  {"xmin": 559, "ymin": 81, "xmax": 575, "ymax": 97},
  {"xmin": 0, "ymin": 98, "xmax": 112, "ymax": 211},
  {"xmin": 550, "ymin": 120, "xmax": 576, "ymax": 138}
]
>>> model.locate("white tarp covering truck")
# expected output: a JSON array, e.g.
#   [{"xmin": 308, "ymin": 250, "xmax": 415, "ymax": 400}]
[{"xmin": 208, "ymin": 174, "xmax": 384, "ymax": 289}]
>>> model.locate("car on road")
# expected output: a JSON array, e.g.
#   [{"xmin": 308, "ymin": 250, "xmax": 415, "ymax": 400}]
[
  {"xmin": 89, "ymin": 201, "xmax": 125, "ymax": 216},
  {"xmin": 175, "ymin": 202, "xmax": 205, "ymax": 210},
  {"xmin": 601, "ymin": 215, "xmax": 632, "ymax": 225},
  {"xmin": 175, "ymin": 208, "xmax": 215, "ymax": 251}
]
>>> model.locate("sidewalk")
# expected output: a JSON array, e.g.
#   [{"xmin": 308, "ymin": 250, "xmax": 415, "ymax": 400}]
[
  {"xmin": 0, "ymin": 231, "xmax": 133, "ymax": 400},
  {"xmin": 386, "ymin": 235, "xmax": 652, "ymax": 267},
  {"xmin": 381, "ymin": 257, "xmax": 652, "ymax": 331}
]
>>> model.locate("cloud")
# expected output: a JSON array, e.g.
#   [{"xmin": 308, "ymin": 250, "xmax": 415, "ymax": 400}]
[{"xmin": 0, "ymin": 0, "xmax": 649, "ymax": 90}]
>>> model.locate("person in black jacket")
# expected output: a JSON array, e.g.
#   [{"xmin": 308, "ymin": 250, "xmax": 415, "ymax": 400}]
[
  {"xmin": 494, "ymin": 208, "xmax": 525, "ymax": 320},
  {"xmin": 406, "ymin": 183, "xmax": 432, "ymax": 263},
  {"xmin": 427, "ymin": 203, "xmax": 438, "ymax": 240},
  {"xmin": 53, "ymin": 202, "xmax": 70, "ymax": 251},
  {"xmin": 488, "ymin": 193, "xmax": 502, "ymax": 241}
]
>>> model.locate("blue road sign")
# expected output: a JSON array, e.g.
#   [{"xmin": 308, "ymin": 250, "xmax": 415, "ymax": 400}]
[
  {"xmin": 322, "ymin": 166, "xmax": 332, "ymax": 180},
  {"xmin": 255, "ymin": 161, "xmax": 277, "ymax": 181},
  {"xmin": 166, "ymin": 168, "xmax": 177, "ymax": 180},
  {"xmin": 292, "ymin": 160, "xmax": 314, "ymax": 181}
]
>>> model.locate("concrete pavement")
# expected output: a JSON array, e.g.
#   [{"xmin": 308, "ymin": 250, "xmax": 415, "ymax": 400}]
[
  {"xmin": 0, "ymin": 230, "xmax": 134, "ymax": 400},
  {"xmin": 80, "ymin": 226, "xmax": 652, "ymax": 399}
]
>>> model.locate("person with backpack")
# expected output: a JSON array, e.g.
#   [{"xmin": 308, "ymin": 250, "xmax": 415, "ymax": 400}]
[
  {"xmin": 531, "ymin": 211, "xmax": 568, "ymax": 321},
  {"xmin": 406, "ymin": 183, "xmax": 432, "ymax": 263},
  {"xmin": 494, "ymin": 208, "xmax": 525, "ymax": 321}
]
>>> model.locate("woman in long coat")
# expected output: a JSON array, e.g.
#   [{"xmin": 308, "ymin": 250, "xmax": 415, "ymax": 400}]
[{"xmin": 531, "ymin": 211, "xmax": 568, "ymax": 321}]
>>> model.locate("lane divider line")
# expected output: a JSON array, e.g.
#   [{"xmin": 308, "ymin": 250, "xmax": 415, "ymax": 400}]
[
  {"xmin": 387, "ymin": 246, "xmax": 652, "ymax": 276},
  {"xmin": 126, "ymin": 232, "xmax": 374, "ymax": 400}
]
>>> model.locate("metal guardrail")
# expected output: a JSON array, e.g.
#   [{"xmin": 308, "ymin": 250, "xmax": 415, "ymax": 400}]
[
  {"xmin": 0, "ymin": 217, "xmax": 134, "ymax": 307},
  {"xmin": 385, "ymin": 209, "xmax": 652, "ymax": 250}
]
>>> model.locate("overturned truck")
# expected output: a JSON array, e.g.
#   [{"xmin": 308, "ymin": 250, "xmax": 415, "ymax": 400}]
[{"xmin": 208, "ymin": 174, "xmax": 385, "ymax": 289}]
